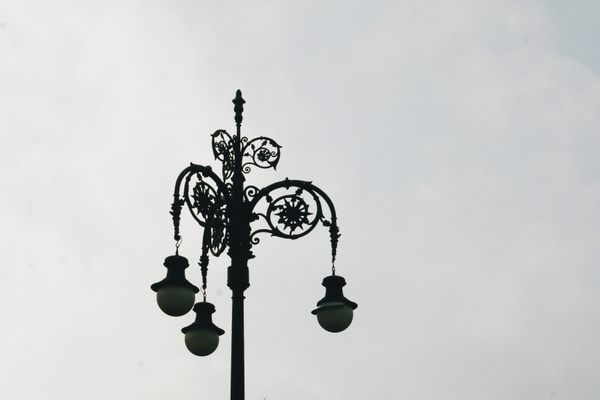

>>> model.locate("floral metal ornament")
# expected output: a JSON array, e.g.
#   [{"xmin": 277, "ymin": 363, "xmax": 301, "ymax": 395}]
[
  {"xmin": 211, "ymin": 130, "xmax": 235, "ymax": 181},
  {"xmin": 241, "ymin": 136, "xmax": 281, "ymax": 173},
  {"xmin": 170, "ymin": 92, "xmax": 340, "ymax": 266},
  {"xmin": 273, "ymin": 195, "xmax": 311, "ymax": 234}
]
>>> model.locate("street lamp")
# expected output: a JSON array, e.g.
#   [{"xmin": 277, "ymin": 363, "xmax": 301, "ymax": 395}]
[{"xmin": 151, "ymin": 90, "xmax": 357, "ymax": 400}]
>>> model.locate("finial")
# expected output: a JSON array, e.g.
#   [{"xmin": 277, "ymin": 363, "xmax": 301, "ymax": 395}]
[{"xmin": 233, "ymin": 89, "xmax": 245, "ymax": 127}]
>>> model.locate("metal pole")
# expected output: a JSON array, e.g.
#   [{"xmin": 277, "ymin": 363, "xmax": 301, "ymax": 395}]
[
  {"xmin": 229, "ymin": 283, "xmax": 246, "ymax": 400},
  {"xmin": 228, "ymin": 90, "xmax": 250, "ymax": 400}
]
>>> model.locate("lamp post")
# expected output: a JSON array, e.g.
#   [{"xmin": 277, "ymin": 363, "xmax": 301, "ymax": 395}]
[{"xmin": 151, "ymin": 90, "xmax": 357, "ymax": 400}]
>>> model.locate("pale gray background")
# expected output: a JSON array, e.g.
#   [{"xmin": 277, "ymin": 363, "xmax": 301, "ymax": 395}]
[{"xmin": 1, "ymin": 1, "xmax": 599, "ymax": 399}]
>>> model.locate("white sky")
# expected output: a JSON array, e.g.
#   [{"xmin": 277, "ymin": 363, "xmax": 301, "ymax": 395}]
[{"xmin": 1, "ymin": 1, "xmax": 600, "ymax": 399}]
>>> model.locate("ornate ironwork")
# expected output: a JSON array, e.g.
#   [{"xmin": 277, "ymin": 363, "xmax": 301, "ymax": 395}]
[
  {"xmin": 243, "ymin": 185, "xmax": 260, "ymax": 203},
  {"xmin": 272, "ymin": 195, "xmax": 311, "ymax": 233},
  {"xmin": 211, "ymin": 132, "xmax": 281, "ymax": 179},
  {"xmin": 183, "ymin": 172, "xmax": 229, "ymax": 256},
  {"xmin": 211, "ymin": 130, "xmax": 235, "ymax": 181},
  {"xmin": 170, "ymin": 163, "xmax": 230, "ymax": 259},
  {"xmin": 241, "ymin": 136, "xmax": 281, "ymax": 173},
  {"xmin": 170, "ymin": 195, "xmax": 185, "ymax": 241},
  {"xmin": 190, "ymin": 176, "xmax": 218, "ymax": 219},
  {"xmin": 247, "ymin": 180, "xmax": 337, "ymax": 250},
  {"xmin": 208, "ymin": 206, "xmax": 228, "ymax": 256},
  {"xmin": 169, "ymin": 92, "xmax": 340, "ymax": 268}
]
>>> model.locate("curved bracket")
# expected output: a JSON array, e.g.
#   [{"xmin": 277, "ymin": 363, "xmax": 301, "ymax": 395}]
[
  {"xmin": 240, "ymin": 136, "xmax": 282, "ymax": 174},
  {"xmin": 248, "ymin": 178, "xmax": 340, "ymax": 264},
  {"xmin": 171, "ymin": 163, "xmax": 230, "ymax": 257}
]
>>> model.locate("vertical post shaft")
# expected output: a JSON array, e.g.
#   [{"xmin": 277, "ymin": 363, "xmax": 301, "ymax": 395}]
[
  {"xmin": 230, "ymin": 286, "xmax": 246, "ymax": 400},
  {"xmin": 229, "ymin": 89, "xmax": 250, "ymax": 400}
]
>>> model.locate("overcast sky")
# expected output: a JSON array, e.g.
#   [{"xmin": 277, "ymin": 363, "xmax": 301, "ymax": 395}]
[{"xmin": 1, "ymin": 1, "xmax": 600, "ymax": 399}]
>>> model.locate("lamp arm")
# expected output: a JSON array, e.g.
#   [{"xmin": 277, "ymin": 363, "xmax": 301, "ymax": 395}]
[
  {"xmin": 170, "ymin": 163, "xmax": 230, "ymax": 241},
  {"xmin": 247, "ymin": 178, "xmax": 340, "ymax": 265}
]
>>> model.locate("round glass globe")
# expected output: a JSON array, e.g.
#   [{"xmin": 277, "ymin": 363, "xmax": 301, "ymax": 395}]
[
  {"xmin": 156, "ymin": 286, "xmax": 195, "ymax": 316},
  {"xmin": 185, "ymin": 328, "xmax": 220, "ymax": 356},
  {"xmin": 316, "ymin": 302, "xmax": 354, "ymax": 333}
]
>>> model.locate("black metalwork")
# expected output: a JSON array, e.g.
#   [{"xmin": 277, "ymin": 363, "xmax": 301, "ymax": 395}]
[
  {"xmin": 150, "ymin": 255, "xmax": 199, "ymax": 294},
  {"xmin": 241, "ymin": 136, "xmax": 281, "ymax": 173},
  {"xmin": 211, "ymin": 130, "xmax": 235, "ymax": 180},
  {"xmin": 158, "ymin": 90, "xmax": 351, "ymax": 400}
]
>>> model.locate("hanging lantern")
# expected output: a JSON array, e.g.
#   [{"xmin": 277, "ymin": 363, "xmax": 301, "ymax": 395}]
[
  {"xmin": 312, "ymin": 275, "xmax": 358, "ymax": 333},
  {"xmin": 182, "ymin": 301, "xmax": 225, "ymax": 356},
  {"xmin": 151, "ymin": 255, "xmax": 199, "ymax": 317}
]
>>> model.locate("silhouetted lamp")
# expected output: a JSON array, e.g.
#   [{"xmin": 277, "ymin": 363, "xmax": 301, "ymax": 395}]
[
  {"xmin": 312, "ymin": 275, "xmax": 358, "ymax": 333},
  {"xmin": 151, "ymin": 91, "xmax": 358, "ymax": 399},
  {"xmin": 151, "ymin": 254, "xmax": 199, "ymax": 316},
  {"xmin": 182, "ymin": 302, "xmax": 225, "ymax": 356}
]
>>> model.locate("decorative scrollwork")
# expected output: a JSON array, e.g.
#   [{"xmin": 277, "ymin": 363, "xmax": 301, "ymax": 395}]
[
  {"xmin": 210, "ymin": 132, "xmax": 281, "ymax": 178},
  {"xmin": 190, "ymin": 179, "xmax": 218, "ymax": 220},
  {"xmin": 183, "ymin": 172, "xmax": 229, "ymax": 255},
  {"xmin": 211, "ymin": 130, "xmax": 235, "ymax": 180},
  {"xmin": 270, "ymin": 195, "xmax": 312, "ymax": 234},
  {"xmin": 241, "ymin": 136, "xmax": 281, "ymax": 174},
  {"xmin": 167, "ymin": 92, "xmax": 342, "ymax": 303},
  {"xmin": 243, "ymin": 185, "xmax": 260, "ymax": 203},
  {"xmin": 249, "ymin": 183, "xmax": 324, "ymax": 242},
  {"xmin": 207, "ymin": 208, "xmax": 228, "ymax": 256}
]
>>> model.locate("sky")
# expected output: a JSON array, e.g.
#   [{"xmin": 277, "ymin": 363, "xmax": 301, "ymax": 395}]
[{"xmin": 1, "ymin": 1, "xmax": 600, "ymax": 399}]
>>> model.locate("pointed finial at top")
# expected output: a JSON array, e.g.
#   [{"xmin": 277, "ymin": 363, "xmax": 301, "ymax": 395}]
[{"xmin": 233, "ymin": 89, "xmax": 245, "ymax": 127}]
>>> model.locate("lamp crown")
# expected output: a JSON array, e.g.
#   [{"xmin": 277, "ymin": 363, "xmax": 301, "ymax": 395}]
[{"xmin": 233, "ymin": 89, "xmax": 245, "ymax": 126}]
